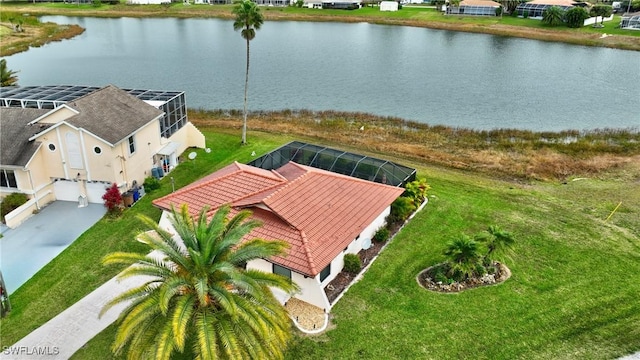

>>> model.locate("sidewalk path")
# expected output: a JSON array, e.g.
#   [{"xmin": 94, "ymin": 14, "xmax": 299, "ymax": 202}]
[
  {"xmin": 0, "ymin": 274, "xmax": 149, "ymax": 360},
  {"xmin": 621, "ymin": 352, "xmax": 640, "ymax": 360}
]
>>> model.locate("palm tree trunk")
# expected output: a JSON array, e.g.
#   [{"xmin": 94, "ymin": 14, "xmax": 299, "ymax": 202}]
[{"xmin": 242, "ymin": 36, "xmax": 250, "ymax": 145}]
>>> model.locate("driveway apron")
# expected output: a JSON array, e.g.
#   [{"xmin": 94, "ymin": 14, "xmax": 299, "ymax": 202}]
[{"xmin": 0, "ymin": 201, "xmax": 106, "ymax": 294}]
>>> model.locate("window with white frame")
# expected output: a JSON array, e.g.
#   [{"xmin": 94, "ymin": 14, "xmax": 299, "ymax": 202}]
[
  {"xmin": 128, "ymin": 136, "xmax": 136, "ymax": 155},
  {"xmin": 0, "ymin": 169, "xmax": 18, "ymax": 188}
]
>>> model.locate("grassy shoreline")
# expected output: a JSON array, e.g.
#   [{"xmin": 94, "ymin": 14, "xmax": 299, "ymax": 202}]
[
  {"xmin": 190, "ymin": 109, "xmax": 640, "ymax": 181},
  {"xmin": 0, "ymin": 11, "xmax": 84, "ymax": 56},
  {"xmin": 1, "ymin": 2, "xmax": 639, "ymax": 51}
]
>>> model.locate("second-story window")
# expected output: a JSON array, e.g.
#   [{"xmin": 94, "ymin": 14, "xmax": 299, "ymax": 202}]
[{"xmin": 128, "ymin": 136, "xmax": 136, "ymax": 155}]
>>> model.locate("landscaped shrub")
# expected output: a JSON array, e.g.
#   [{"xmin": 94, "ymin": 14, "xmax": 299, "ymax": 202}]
[
  {"xmin": 0, "ymin": 193, "xmax": 28, "ymax": 223},
  {"xmin": 403, "ymin": 178, "xmax": 430, "ymax": 205},
  {"xmin": 389, "ymin": 196, "xmax": 416, "ymax": 224},
  {"xmin": 443, "ymin": 235, "xmax": 485, "ymax": 281},
  {"xmin": 564, "ymin": 7, "xmax": 589, "ymax": 28},
  {"xmin": 542, "ymin": 6, "xmax": 565, "ymax": 26},
  {"xmin": 343, "ymin": 254, "xmax": 361, "ymax": 274},
  {"xmin": 433, "ymin": 266, "xmax": 453, "ymax": 284},
  {"xmin": 373, "ymin": 227, "xmax": 390, "ymax": 243},
  {"xmin": 441, "ymin": 225, "xmax": 516, "ymax": 282},
  {"xmin": 143, "ymin": 176, "xmax": 160, "ymax": 192},
  {"xmin": 102, "ymin": 183, "xmax": 123, "ymax": 216}
]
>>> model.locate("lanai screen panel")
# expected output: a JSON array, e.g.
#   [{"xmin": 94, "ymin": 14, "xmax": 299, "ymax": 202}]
[
  {"xmin": 516, "ymin": 3, "xmax": 572, "ymax": 17},
  {"xmin": 459, "ymin": 5, "xmax": 498, "ymax": 15},
  {"xmin": 248, "ymin": 141, "xmax": 416, "ymax": 187}
]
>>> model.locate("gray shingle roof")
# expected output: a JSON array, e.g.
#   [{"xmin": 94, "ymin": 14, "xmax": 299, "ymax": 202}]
[
  {"xmin": 0, "ymin": 107, "xmax": 51, "ymax": 167},
  {"xmin": 64, "ymin": 85, "xmax": 164, "ymax": 145}
]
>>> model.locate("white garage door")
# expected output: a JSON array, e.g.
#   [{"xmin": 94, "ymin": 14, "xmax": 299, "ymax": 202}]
[
  {"xmin": 53, "ymin": 179, "xmax": 111, "ymax": 204},
  {"xmin": 86, "ymin": 181, "xmax": 110, "ymax": 204},
  {"xmin": 53, "ymin": 179, "xmax": 81, "ymax": 202}
]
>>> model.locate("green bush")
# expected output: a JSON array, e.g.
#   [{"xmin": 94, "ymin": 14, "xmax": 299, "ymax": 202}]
[
  {"xmin": 389, "ymin": 197, "xmax": 416, "ymax": 224},
  {"xmin": 143, "ymin": 176, "xmax": 161, "ymax": 192},
  {"xmin": 92, "ymin": 0, "xmax": 102, "ymax": 7},
  {"xmin": 343, "ymin": 254, "xmax": 361, "ymax": 274},
  {"xmin": 373, "ymin": 227, "xmax": 390, "ymax": 243},
  {"xmin": 403, "ymin": 178, "xmax": 430, "ymax": 205},
  {"xmin": 564, "ymin": 6, "xmax": 589, "ymax": 28},
  {"xmin": 0, "ymin": 193, "xmax": 29, "ymax": 223},
  {"xmin": 433, "ymin": 265, "xmax": 450, "ymax": 284}
]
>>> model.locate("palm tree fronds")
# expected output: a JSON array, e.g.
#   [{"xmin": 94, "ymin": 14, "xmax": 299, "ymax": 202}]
[{"xmin": 170, "ymin": 294, "xmax": 196, "ymax": 351}]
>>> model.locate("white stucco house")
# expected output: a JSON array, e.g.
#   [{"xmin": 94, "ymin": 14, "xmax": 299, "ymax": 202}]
[
  {"xmin": 0, "ymin": 85, "xmax": 205, "ymax": 228},
  {"xmin": 380, "ymin": 1, "xmax": 399, "ymax": 11},
  {"xmin": 152, "ymin": 161, "xmax": 404, "ymax": 312}
]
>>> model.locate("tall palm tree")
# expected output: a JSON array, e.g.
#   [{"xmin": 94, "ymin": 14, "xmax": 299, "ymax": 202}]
[
  {"xmin": 101, "ymin": 204, "xmax": 299, "ymax": 360},
  {"xmin": 233, "ymin": 0, "xmax": 264, "ymax": 145},
  {"xmin": 0, "ymin": 59, "xmax": 19, "ymax": 87}
]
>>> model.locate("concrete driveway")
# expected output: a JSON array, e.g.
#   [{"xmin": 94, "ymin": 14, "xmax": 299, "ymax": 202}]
[{"xmin": 0, "ymin": 201, "xmax": 106, "ymax": 294}]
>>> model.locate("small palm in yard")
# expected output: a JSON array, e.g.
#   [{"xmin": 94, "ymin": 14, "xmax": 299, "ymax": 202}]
[
  {"xmin": 101, "ymin": 204, "xmax": 299, "ymax": 360},
  {"xmin": 443, "ymin": 234, "xmax": 484, "ymax": 281},
  {"xmin": 483, "ymin": 224, "xmax": 515, "ymax": 262},
  {"xmin": 542, "ymin": 6, "xmax": 565, "ymax": 26}
]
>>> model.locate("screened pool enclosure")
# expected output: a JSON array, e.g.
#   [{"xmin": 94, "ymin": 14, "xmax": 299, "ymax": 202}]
[
  {"xmin": 248, "ymin": 141, "xmax": 416, "ymax": 187},
  {"xmin": 620, "ymin": 13, "xmax": 640, "ymax": 29},
  {"xmin": 515, "ymin": 2, "xmax": 572, "ymax": 17}
]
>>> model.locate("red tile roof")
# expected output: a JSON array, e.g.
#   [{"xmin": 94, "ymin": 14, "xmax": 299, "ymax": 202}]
[{"xmin": 152, "ymin": 161, "xmax": 404, "ymax": 277}]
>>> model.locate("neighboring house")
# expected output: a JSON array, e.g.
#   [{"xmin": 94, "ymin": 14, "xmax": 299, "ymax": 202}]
[
  {"xmin": 304, "ymin": 0, "xmax": 323, "ymax": 8},
  {"xmin": 0, "ymin": 85, "xmax": 205, "ymax": 228},
  {"xmin": 380, "ymin": 1, "xmax": 399, "ymax": 11},
  {"xmin": 152, "ymin": 161, "xmax": 404, "ymax": 311},
  {"xmin": 127, "ymin": 0, "xmax": 169, "ymax": 4},
  {"xmin": 322, "ymin": 0, "xmax": 361, "ymax": 9},
  {"xmin": 515, "ymin": 0, "xmax": 587, "ymax": 18},
  {"xmin": 254, "ymin": 0, "xmax": 291, "ymax": 5},
  {"xmin": 449, "ymin": 0, "xmax": 501, "ymax": 15}
]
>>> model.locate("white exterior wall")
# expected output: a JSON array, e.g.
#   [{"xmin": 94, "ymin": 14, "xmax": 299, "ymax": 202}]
[
  {"xmin": 247, "ymin": 258, "xmax": 331, "ymax": 311},
  {"xmin": 584, "ymin": 14, "xmax": 614, "ymax": 26},
  {"xmin": 166, "ymin": 122, "xmax": 206, "ymax": 155},
  {"xmin": 380, "ymin": 1, "xmax": 398, "ymax": 11},
  {"xmin": 322, "ymin": 206, "xmax": 390, "ymax": 287}
]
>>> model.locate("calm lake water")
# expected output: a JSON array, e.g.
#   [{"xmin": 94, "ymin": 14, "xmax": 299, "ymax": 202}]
[{"xmin": 7, "ymin": 15, "xmax": 640, "ymax": 131}]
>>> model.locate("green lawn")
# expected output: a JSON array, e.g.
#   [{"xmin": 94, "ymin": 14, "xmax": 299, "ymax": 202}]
[{"xmin": 3, "ymin": 128, "xmax": 640, "ymax": 359}]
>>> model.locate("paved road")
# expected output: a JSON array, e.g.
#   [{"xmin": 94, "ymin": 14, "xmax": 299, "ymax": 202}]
[{"xmin": 0, "ymin": 201, "xmax": 105, "ymax": 294}]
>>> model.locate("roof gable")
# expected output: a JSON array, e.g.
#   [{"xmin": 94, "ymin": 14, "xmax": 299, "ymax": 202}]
[
  {"xmin": 0, "ymin": 107, "xmax": 51, "ymax": 167},
  {"xmin": 153, "ymin": 161, "xmax": 405, "ymax": 276},
  {"xmin": 64, "ymin": 85, "xmax": 164, "ymax": 145}
]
